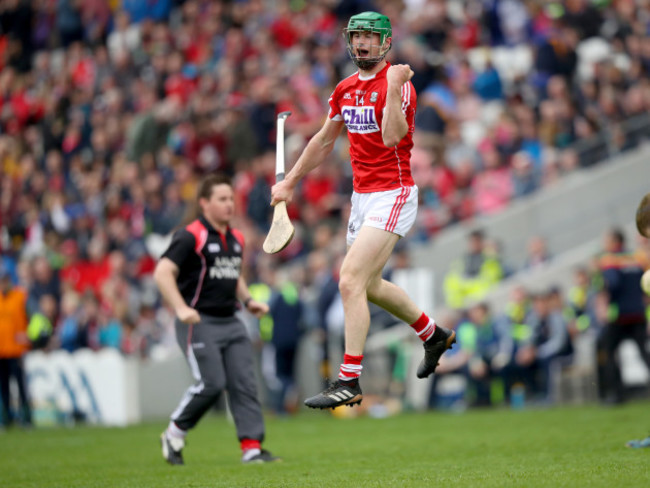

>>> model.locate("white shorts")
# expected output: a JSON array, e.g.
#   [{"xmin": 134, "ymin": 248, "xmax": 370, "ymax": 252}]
[{"xmin": 346, "ymin": 186, "xmax": 419, "ymax": 246}]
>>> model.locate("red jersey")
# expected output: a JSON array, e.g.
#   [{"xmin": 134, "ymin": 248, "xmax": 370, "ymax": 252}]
[{"xmin": 328, "ymin": 62, "xmax": 416, "ymax": 193}]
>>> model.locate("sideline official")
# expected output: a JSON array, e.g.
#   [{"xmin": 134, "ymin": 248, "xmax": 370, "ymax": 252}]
[{"xmin": 154, "ymin": 173, "xmax": 279, "ymax": 465}]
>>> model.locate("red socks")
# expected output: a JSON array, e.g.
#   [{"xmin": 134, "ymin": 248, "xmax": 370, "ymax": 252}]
[
  {"xmin": 410, "ymin": 313, "xmax": 436, "ymax": 342},
  {"xmin": 338, "ymin": 353, "xmax": 363, "ymax": 382},
  {"xmin": 241, "ymin": 439, "xmax": 261, "ymax": 452},
  {"xmin": 336, "ymin": 314, "xmax": 434, "ymax": 383}
]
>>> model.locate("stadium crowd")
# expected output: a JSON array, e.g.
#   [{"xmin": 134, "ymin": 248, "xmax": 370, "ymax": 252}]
[
  {"xmin": 429, "ymin": 227, "xmax": 650, "ymax": 410},
  {"xmin": 1, "ymin": 0, "xmax": 650, "ymax": 416}
]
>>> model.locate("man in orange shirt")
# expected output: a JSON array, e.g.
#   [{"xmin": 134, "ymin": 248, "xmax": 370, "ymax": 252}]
[{"xmin": 0, "ymin": 266, "xmax": 32, "ymax": 428}]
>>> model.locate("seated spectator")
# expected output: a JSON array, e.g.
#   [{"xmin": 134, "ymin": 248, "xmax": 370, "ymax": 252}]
[
  {"xmin": 457, "ymin": 303, "xmax": 511, "ymax": 407},
  {"xmin": 503, "ymin": 285, "xmax": 532, "ymax": 335},
  {"xmin": 505, "ymin": 290, "xmax": 573, "ymax": 403},
  {"xmin": 428, "ymin": 311, "xmax": 466, "ymax": 410},
  {"xmin": 567, "ymin": 266, "xmax": 597, "ymax": 336},
  {"xmin": 547, "ymin": 285, "xmax": 579, "ymax": 343}
]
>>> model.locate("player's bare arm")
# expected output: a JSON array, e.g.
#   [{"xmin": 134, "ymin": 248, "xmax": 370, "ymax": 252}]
[
  {"xmin": 236, "ymin": 276, "xmax": 269, "ymax": 318},
  {"xmin": 382, "ymin": 64, "xmax": 413, "ymax": 147},
  {"xmin": 153, "ymin": 257, "xmax": 201, "ymax": 324},
  {"xmin": 270, "ymin": 117, "xmax": 344, "ymax": 206}
]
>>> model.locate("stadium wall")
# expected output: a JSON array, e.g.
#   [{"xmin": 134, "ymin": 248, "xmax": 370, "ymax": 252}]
[
  {"xmin": 25, "ymin": 349, "xmax": 193, "ymax": 426},
  {"xmin": 411, "ymin": 145, "xmax": 650, "ymax": 308}
]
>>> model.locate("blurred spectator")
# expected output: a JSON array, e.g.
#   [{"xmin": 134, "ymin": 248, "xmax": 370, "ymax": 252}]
[
  {"xmin": 443, "ymin": 229, "xmax": 504, "ymax": 309},
  {"xmin": 473, "ymin": 61, "xmax": 503, "ymax": 101},
  {"xmin": 0, "ymin": 0, "xmax": 34, "ymax": 73},
  {"xmin": 511, "ymin": 151, "xmax": 541, "ymax": 198},
  {"xmin": 120, "ymin": 319, "xmax": 145, "ymax": 357},
  {"xmin": 97, "ymin": 304, "xmax": 124, "ymax": 351},
  {"xmin": 246, "ymin": 152, "xmax": 274, "ymax": 233},
  {"xmin": 428, "ymin": 311, "xmax": 466, "ymax": 410},
  {"xmin": 304, "ymin": 249, "xmax": 338, "ymax": 382},
  {"xmin": 0, "ymin": 265, "xmax": 31, "ymax": 427},
  {"xmin": 457, "ymin": 303, "xmax": 511, "ymax": 407},
  {"xmin": 444, "ymin": 122, "xmax": 480, "ymax": 172},
  {"xmin": 266, "ymin": 268, "xmax": 305, "ymax": 415},
  {"xmin": 126, "ymin": 96, "xmax": 182, "ymax": 164},
  {"xmin": 532, "ymin": 21, "xmax": 579, "ymax": 93},
  {"xmin": 146, "ymin": 182, "xmax": 187, "ymax": 235},
  {"xmin": 76, "ymin": 291, "xmax": 100, "ymax": 351},
  {"xmin": 122, "ymin": 0, "xmax": 171, "ymax": 23},
  {"xmin": 56, "ymin": 0, "xmax": 84, "ymax": 48},
  {"xmin": 567, "ymin": 266, "xmax": 598, "ymax": 337},
  {"xmin": 472, "ymin": 142, "xmax": 513, "ymax": 215},
  {"xmin": 505, "ymin": 290, "xmax": 573, "ymax": 403},
  {"xmin": 416, "ymin": 70, "xmax": 453, "ymax": 156},
  {"xmin": 503, "ymin": 285, "xmax": 532, "ymax": 339},
  {"xmin": 563, "ymin": 0, "xmax": 603, "ymax": 40},
  {"xmin": 523, "ymin": 235, "xmax": 551, "ymax": 270},
  {"xmin": 595, "ymin": 228, "xmax": 650, "ymax": 404},
  {"xmin": 27, "ymin": 293, "xmax": 56, "ymax": 350},
  {"xmin": 107, "ymin": 10, "xmax": 141, "ymax": 63},
  {"xmin": 56, "ymin": 290, "xmax": 83, "ymax": 353},
  {"xmin": 547, "ymin": 285, "xmax": 578, "ymax": 345},
  {"xmin": 131, "ymin": 301, "xmax": 158, "ymax": 358},
  {"xmin": 27, "ymin": 255, "xmax": 61, "ymax": 313}
]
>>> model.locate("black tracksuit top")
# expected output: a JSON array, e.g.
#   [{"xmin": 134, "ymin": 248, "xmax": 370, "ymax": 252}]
[{"xmin": 162, "ymin": 216, "xmax": 245, "ymax": 317}]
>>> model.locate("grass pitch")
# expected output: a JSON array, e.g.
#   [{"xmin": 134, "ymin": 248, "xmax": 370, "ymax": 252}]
[{"xmin": 1, "ymin": 402, "xmax": 650, "ymax": 487}]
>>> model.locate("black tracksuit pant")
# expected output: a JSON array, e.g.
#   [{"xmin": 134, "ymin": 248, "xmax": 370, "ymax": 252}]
[{"xmin": 170, "ymin": 315, "xmax": 265, "ymax": 442}]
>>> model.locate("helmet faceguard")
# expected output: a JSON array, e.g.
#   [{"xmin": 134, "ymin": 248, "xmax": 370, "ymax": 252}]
[{"xmin": 343, "ymin": 11, "xmax": 392, "ymax": 71}]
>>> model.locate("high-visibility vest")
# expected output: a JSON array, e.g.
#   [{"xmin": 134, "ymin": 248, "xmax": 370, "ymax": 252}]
[
  {"xmin": 27, "ymin": 312, "xmax": 53, "ymax": 343},
  {"xmin": 249, "ymin": 283, "xmax": 273, "ymax": 342},
  {"xmin": 443, "ymin": 255, "xmax": 504, "ymax": 309}
]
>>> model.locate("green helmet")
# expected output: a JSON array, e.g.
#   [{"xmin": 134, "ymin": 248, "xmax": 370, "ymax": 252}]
[{"xmin": 343, "ymin": 11, "xmax": 392, "ymax": 70}]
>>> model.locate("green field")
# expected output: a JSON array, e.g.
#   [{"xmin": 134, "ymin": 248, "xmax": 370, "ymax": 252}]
[{"xmin": 2, "ymin": 402, "xmax": 650, "ymax": 488}]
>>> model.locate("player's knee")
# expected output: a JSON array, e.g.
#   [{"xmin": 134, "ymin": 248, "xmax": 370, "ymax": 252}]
[{"xmin": 338, "ymin": 271, "xmax": 365, "ymax": 300}]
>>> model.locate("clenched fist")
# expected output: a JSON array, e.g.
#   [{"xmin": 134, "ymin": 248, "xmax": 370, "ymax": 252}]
[{"xmin": 387, "ymin": 64, "xmax": 414, "ymax": 86}]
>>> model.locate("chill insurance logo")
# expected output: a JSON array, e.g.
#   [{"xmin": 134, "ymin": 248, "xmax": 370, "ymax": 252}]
[{"xmin": 341, "ymin": 106, "xmax": 379, "ymax": 134}]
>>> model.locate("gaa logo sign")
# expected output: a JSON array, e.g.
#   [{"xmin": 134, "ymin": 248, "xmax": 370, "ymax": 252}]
[{"xmin": 341, "ymin": 106, "xmax": 379, "ymax": 134}]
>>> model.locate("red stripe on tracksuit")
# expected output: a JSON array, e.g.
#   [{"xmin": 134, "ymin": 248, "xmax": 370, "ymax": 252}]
[{"xmin": 185, "ymin": 220, "xmax": 209, "ymax": 307}]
